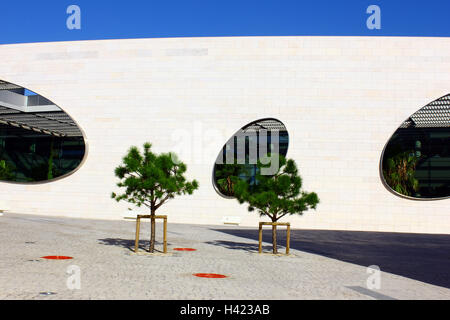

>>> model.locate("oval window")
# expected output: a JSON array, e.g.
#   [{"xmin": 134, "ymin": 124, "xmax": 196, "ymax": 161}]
[
  {"xmin": 381, "ymin": 94, "xmax": 450, "ymax": 199},
  {"xmin": 213, "ymin": 118, "xmax": 289, "ymax": 198},
  {"xmin": 0, "ymin": 80, "xmax": 86, "ymax": 183}
]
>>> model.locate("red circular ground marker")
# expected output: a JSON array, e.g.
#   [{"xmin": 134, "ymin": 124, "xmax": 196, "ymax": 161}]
[
  {"xmin": 41, "ymin": 256, "xmax": 73, "ymax": 260},
  {"xmin": 193, "ymin": 273, "xmax": 227, "ymax": 278},
  {"xmin": 174, "ymin": 248, "xmax": 197, "ymax": 251}
]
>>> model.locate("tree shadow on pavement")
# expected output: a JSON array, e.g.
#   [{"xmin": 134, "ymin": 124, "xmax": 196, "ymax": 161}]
[
  {"xmin": 98, "ymin": 238, "xmax": 166, "ymax": 252},
  {"xmin": 211, "ymin": 228, "xmax": 450, "ymax": 289},
  {"xmin": 205, "ymin": 240, "xmax": 275, "ymax": 253}
]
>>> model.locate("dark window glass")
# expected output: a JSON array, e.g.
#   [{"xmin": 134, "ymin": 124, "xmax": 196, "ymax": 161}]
[
  {"xmin": 381, "ymin": 94, "xmax": 450, "ymax": 199},
  {"xmin": 0, "ymin": 80, "xmax": 86, "ymax": 183},
  {"xmin": 213, "ymin": 118, "xmax": 289, "ymax": 198}
]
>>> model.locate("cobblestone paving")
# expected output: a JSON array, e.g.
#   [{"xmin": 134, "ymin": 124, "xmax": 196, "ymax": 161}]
[{"xmin": 0, "ymin": 213, "xmax": 449, "ymax": 300}]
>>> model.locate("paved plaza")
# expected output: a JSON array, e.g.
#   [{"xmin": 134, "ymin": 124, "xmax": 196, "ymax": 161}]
[{"xmin": 0, "ymin": 213, "xmax": 449, "ymax": 300}]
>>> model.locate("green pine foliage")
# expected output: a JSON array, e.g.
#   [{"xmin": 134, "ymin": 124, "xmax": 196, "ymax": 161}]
[
  {"xmin": 234, "ymin": 155, "xmax": 319, "ymax": 222},
  {"xmin": 232, "ymin": 154, "xmax": 319, "ymax": 254},
  {"xmin": 111, "ymin": 142, "xmax": 198, "ymax": 252}
]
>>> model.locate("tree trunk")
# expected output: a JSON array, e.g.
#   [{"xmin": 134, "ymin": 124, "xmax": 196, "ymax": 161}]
[
  {"xmin": 272, "ymin": 220, "xmax": 277, "ymax": 254},
  {"xmin": 149, "ymin": 209, "xmax": 156, "ymax": 253}
]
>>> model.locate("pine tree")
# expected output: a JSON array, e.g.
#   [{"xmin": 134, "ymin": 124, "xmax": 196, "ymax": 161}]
[
  {"xmin": 233, "ymin": 155, "xmax": 319, "ymax": 254},
  {"xmin": 112, "ymin": 142, "xmax": 199, "ymax": 252}
]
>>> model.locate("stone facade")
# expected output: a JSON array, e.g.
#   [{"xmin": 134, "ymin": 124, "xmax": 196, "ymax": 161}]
[{"xmin": 0, "ymin": 36, "xmax": 449, "ymax": 233}]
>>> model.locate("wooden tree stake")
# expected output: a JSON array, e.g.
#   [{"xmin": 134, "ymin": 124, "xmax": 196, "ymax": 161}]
[
  {"xmin": 258, "ymin": 222, "xmax": 291, "ymax": 255},
  {"xmin": 134, "ymin": 215, "xmax": 168, "ymax": 253}
]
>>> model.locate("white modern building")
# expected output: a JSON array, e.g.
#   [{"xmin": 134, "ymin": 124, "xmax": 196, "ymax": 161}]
[{"xmin": 0, "ymin": 36, "xmax": 448, "ymax": 234}]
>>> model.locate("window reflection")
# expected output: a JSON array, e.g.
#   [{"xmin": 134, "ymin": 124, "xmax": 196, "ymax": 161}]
[
  {"xmin": 213, "ymin": 118, "xmax": 289, "ymax": 197},
  {"xmin": 382, "ymin": 94, "xmax": 450, "ymax": 199},
  {"xmin": 0, "ymin": 80, "xmax": 85, "ymax": 182}
]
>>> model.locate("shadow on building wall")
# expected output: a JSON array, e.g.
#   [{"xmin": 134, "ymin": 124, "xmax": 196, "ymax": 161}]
[{"xmin": 210, "ymin": 228, "xmax": 450, "ymax": 289}]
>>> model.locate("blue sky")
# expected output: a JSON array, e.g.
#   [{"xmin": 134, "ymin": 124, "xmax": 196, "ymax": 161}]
[{"xmin": 1, "ymin": 0, "xmax": 449, "ymax": 44}]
